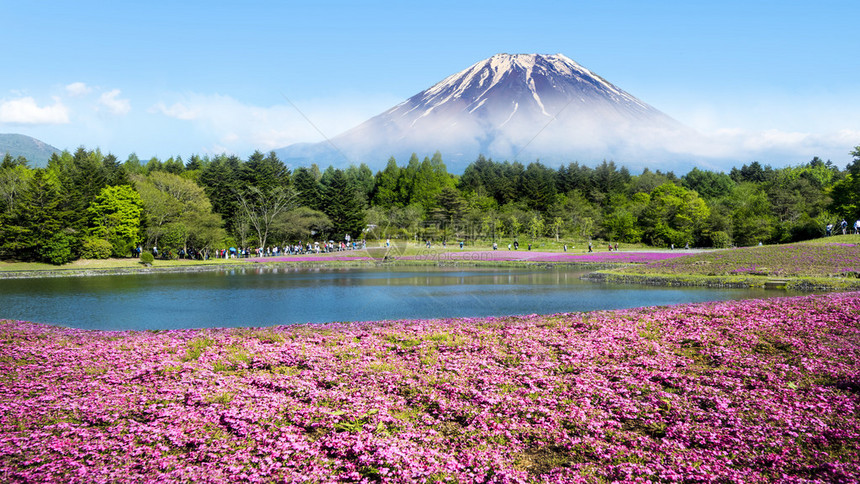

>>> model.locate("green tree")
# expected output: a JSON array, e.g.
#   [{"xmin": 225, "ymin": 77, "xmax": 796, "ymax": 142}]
[
  {"xmin": 198, "ymin": 154, "xmax": 241, "ymax": 232},
  {"xmin": 398, "ymin": 154, "xmax": 421, "ymax": 205},
  {"xmin": 123, "ymin": 153, "xmax": 145, "ymax": 175},
  {"xmin": 481, "ymin": 210, "xmax": 503, "ymax": 243},
  {"xmin": 428, "ymin": 186, "xmax": 467, "ymax": 243},
  {"xmin": 48, "ymin": 147, "xmax": 113, "ymax": 232},
  {"xmin": 346, "ymin": 163, "xmax": 375, "ymax": 207},
  {"xmin": 293, "ymin": 166, "xmax": 324, "ymax": 211},
  {"xmin": 591, "ymin": 160, "xmax": 631, "ymax": 203},
  {"xmin": 527, "ymin": 213, "xmax": 545, "ymax": 244},
  {"xmin": 185, "ymin": 154, "xmax": 204, "ymax": 172},
  {"xmin": 236, "ymin": 185, "xmax": 297, "ymax": 249},
  {"xmin": 604, "ymin": 208, "xmax": 642, "ymax": 243},
  {"xmin": 631, "ymin": 169, "xmax": 676, "ymax": 195},
  {"xmin": 729, "ymin": 183, "xmax": 776, "ymax": 246},
  {"xmin": 551, "ymin": 216, "xmax": 565, "ymax": 242},
  {"xmin": 240, "ymin": 150, "xmax": 291, "ymax": 192},
  {"xmin": 40, "ymin": 233, "xmax": 76, "ymax": 265},
  {"xmin": 557, "ymin": 162, "xmax": 594, "ymax": 197},
  {"xmin": 437, "ymin": 187, "xmax": 465, "ymax": 225},
  {"xmin": 0, "ymin": 170, "xmax": 74, "ymax": 263},
  {"xmin": 87, "ymin": 185, "xmax": 144, "ymax": 256},
  {"xmin": 829, "ymin": 146, "xmax": 860, "ymax": 219},
  {"xmin": 162, "ymin": 156, "xmax": 185, "ymax": 175},
  {"xmin": 459, "ymin": 155, "xmax": 520, "ymax": 206},
  {"xmin": 0, "ymin": 164, "xmax": 33, "ymax": 214},
  {"xmin": 366, "ymin": 204, "xmax": 423, "ymax": 240},
  {"xmin": 519, "ymin": 162, "xmax": 557, "ymax": 210},
  {"xmin": 409, "ymin": 152, "xmax": 453, "ymax": 211},
  {"xmin": 1, "ymin": 153, "xmax": 29, "ymax": 169},
  {"xmin": 506, "ymin": 211, "xmax": 523, "ymax": 241},
  {"xmin": 681, "ymin": 168, "xmax": 735, "ymax": 200},
  {"xmin": 273, "ymin": 207, "xmax": 333, "ymax": 242},
  {"xmin": 371, "ymin": 157, "xmax": 403, "ymax": 208},
  {"xmin": 730, "ymin": 161, "xmax": 774, "ymax": 184},
  {"xmin": 767, "ymin": 169, "xmax": 830, "ymax": 242},
  {"xmin": 101, "ymin": 153, "xmax": 130, "ymax": 186},
  {"xmin": 641, "ymin": 183, "xmax": 710, "ymax": 246},
  {"xmin": 134, "ymin": 171, "xmax": 225, "ymax": 252},
  {"xmin": 554, "ymin": 190, "xmax": 601, "ymax": 243},
  {"xmin": 322, "ymin": 168, "xmax": 366, "ymax": 239},
  {"xmin": 145, "ymin": 156, "xmax": 163, "ymax": 173}
]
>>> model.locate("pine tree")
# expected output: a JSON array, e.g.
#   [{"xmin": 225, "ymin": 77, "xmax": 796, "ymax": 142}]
[
  {"xmin": 372, "ymin": 157, "xmax": 402, "ymax": 208},
  {"xmin": 240, "ymin": 151, "xmax": 291, "ymax": 192},
  {"xmin": 198, "ymin": 154, "xmax": 240, "ymax": 232},
  {"xmin": 293, "ymin": 167, "xmax": 323, "ymax": 211},
  {"xmin": 323, "ymin": 169, "xmax": 365, "ymax": 239},
  {"xmin": 0, "ymin": 170, "xmax": 73, "ymax": 262}
]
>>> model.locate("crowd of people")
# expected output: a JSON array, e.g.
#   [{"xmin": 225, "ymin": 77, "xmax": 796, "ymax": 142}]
[
  {"xmin": 137, "ymin": 239, "xmax": 369, "ymax": 260},
  {"xmin": 215, "ymin": 239, "xmax": 368, "ymax": 259},
  {"xmin": 136, "ymin": 220, "xmax": 859, "ymax": 261}
]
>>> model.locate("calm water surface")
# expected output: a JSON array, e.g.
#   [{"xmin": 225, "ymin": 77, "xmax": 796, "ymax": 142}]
[{"xmin": 0, "ymin": 266, "xmax": 790, "ymax": 331}]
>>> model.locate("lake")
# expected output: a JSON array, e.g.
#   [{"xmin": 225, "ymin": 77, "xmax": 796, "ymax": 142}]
[{"xmin": 0, "ymin": 266, "xmax": 789, "ymax": 331}]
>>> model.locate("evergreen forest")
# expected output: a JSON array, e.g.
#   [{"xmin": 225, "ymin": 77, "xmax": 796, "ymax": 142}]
[{"xmin": 1, "ymin": 146, "xmax": 859, "ymax": 264}]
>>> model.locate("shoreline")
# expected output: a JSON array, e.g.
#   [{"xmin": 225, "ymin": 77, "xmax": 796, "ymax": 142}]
[
  {"xmin": 3, "ymin": 257, "xmax": 859, "ymax": 292},
  {"xmin": 0, "ymin": 258, "xmax": 625, "ymax": 279},
  {"xmin": 584, "ymin": 270, "xmax": 860, "ymax": 292}
]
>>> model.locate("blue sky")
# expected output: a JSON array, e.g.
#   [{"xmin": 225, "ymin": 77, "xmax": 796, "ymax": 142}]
[{"xmin": 1, "ymin": 0, "xmax": 858, "ymax": 170}]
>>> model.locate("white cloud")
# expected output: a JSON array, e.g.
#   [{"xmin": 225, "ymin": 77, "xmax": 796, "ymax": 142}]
[
  {"xmin": 150, "ymin": 101, "xmax": 200, "ymax": 120},
  {"xmin": 65, "ymin": 82, "xmax": 92, "ymax": 97},
  {"xmin": 652, "ymin": 127, "xmax": 860, "ymax": 168},
  {"xmin": 97, "ymin": 89, "xmax": 131, "ymax": 115},
  {"xmin": 147, "ymin": 92, "xmax": 395, "ymax": 154},
  {"xmin": 0, "ymin": 97, "xmax": 70, "ymax": 124}
]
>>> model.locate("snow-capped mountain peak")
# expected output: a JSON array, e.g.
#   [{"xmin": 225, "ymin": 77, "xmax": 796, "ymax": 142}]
[{"xmin": 276, "ymin": 53, "xmax": 687, "ymax": 171}]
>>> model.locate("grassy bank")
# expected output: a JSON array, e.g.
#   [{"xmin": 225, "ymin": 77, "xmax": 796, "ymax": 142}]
[
  {"xmin": 1, "ymin": 292, "xmax": 858, "ymax": 482},
  {"xmin": 0, "ymin": 257, "xmax": 248, "ymax": 279},
  {"xmin": 0, "ymin": 243, "xmax": 674, "ymax": 279},
  {"xmin": 3, "ymin": 237, "xmax": 857, "ymax": 291},
  {"xmin": 593, "ymin": 235, "xmax": 860, "ymax": 291}
]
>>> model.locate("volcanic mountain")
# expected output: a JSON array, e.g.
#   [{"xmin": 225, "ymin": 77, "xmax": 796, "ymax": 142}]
[{"xmin": 276, "ymin": 53, "xmax": 690, "ymax": 171}]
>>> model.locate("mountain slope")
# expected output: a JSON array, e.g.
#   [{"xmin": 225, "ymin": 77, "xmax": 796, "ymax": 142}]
[
  {"xmin": 277, "ymin": 53, "xmax": 691, "ymax": 171},
  {"xmin": 0, "ymin": 133, "xmax": 60, "ymax": 167}
]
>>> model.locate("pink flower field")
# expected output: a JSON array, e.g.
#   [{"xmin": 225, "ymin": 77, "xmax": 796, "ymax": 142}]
[
  {"xmin": 253, "ymin": 250, "xmax": 687, "ymax": 265},
  {"xmin": 401, "ymin": 251, "xmax": 689, "ymax": 264},
  {"xmin": 2, "ymin": 293, "xmax": 859, "ymax": 483}
]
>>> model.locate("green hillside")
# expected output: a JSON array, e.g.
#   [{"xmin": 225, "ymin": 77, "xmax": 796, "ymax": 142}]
[{"xmin": 0, "ymin": 133, "xmax": 60, "ymax": 167}]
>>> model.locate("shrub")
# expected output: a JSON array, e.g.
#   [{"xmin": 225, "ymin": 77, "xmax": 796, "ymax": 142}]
[
  {"xmin": 139, "ymin": 251, "xmax": 155, "ymax": 265},
  {"xmin": 39, "ymin": 233, "xmax": 76, "ymax": 265},
  {"xmin": 80, "ymin": 237, "xmax": 113, "ymax": 260},
  {"xmin": 711, "ymin": 231, "xmax": 731, "ymax": 249}
]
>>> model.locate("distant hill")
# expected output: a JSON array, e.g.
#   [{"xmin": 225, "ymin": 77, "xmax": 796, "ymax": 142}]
[{"xmin": 0, "ymin": 133, "xmax": 60, "ymax": 167}]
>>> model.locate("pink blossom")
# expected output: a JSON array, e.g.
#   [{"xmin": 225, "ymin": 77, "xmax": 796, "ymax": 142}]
[{"xmin": 1, "ymin": 292, "xmax": 858, "ymax": 482}]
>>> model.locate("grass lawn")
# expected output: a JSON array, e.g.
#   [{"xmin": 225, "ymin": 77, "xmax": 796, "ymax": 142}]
[
  {"xmin": 609, "ymin": 235, "xmax": 860, "ymax": 279},
  {"xmin": 0, "ymin": 237, "xmax": 659, "ymax": 273},
  {"xmin": 0, "ymin": 257, "xmax": 246, "ymax": 273}
]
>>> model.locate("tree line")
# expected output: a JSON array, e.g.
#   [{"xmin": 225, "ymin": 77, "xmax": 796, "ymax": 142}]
[{"xmin": 1, "ymin": 145, "xmax": 858, "ymax": 264}]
